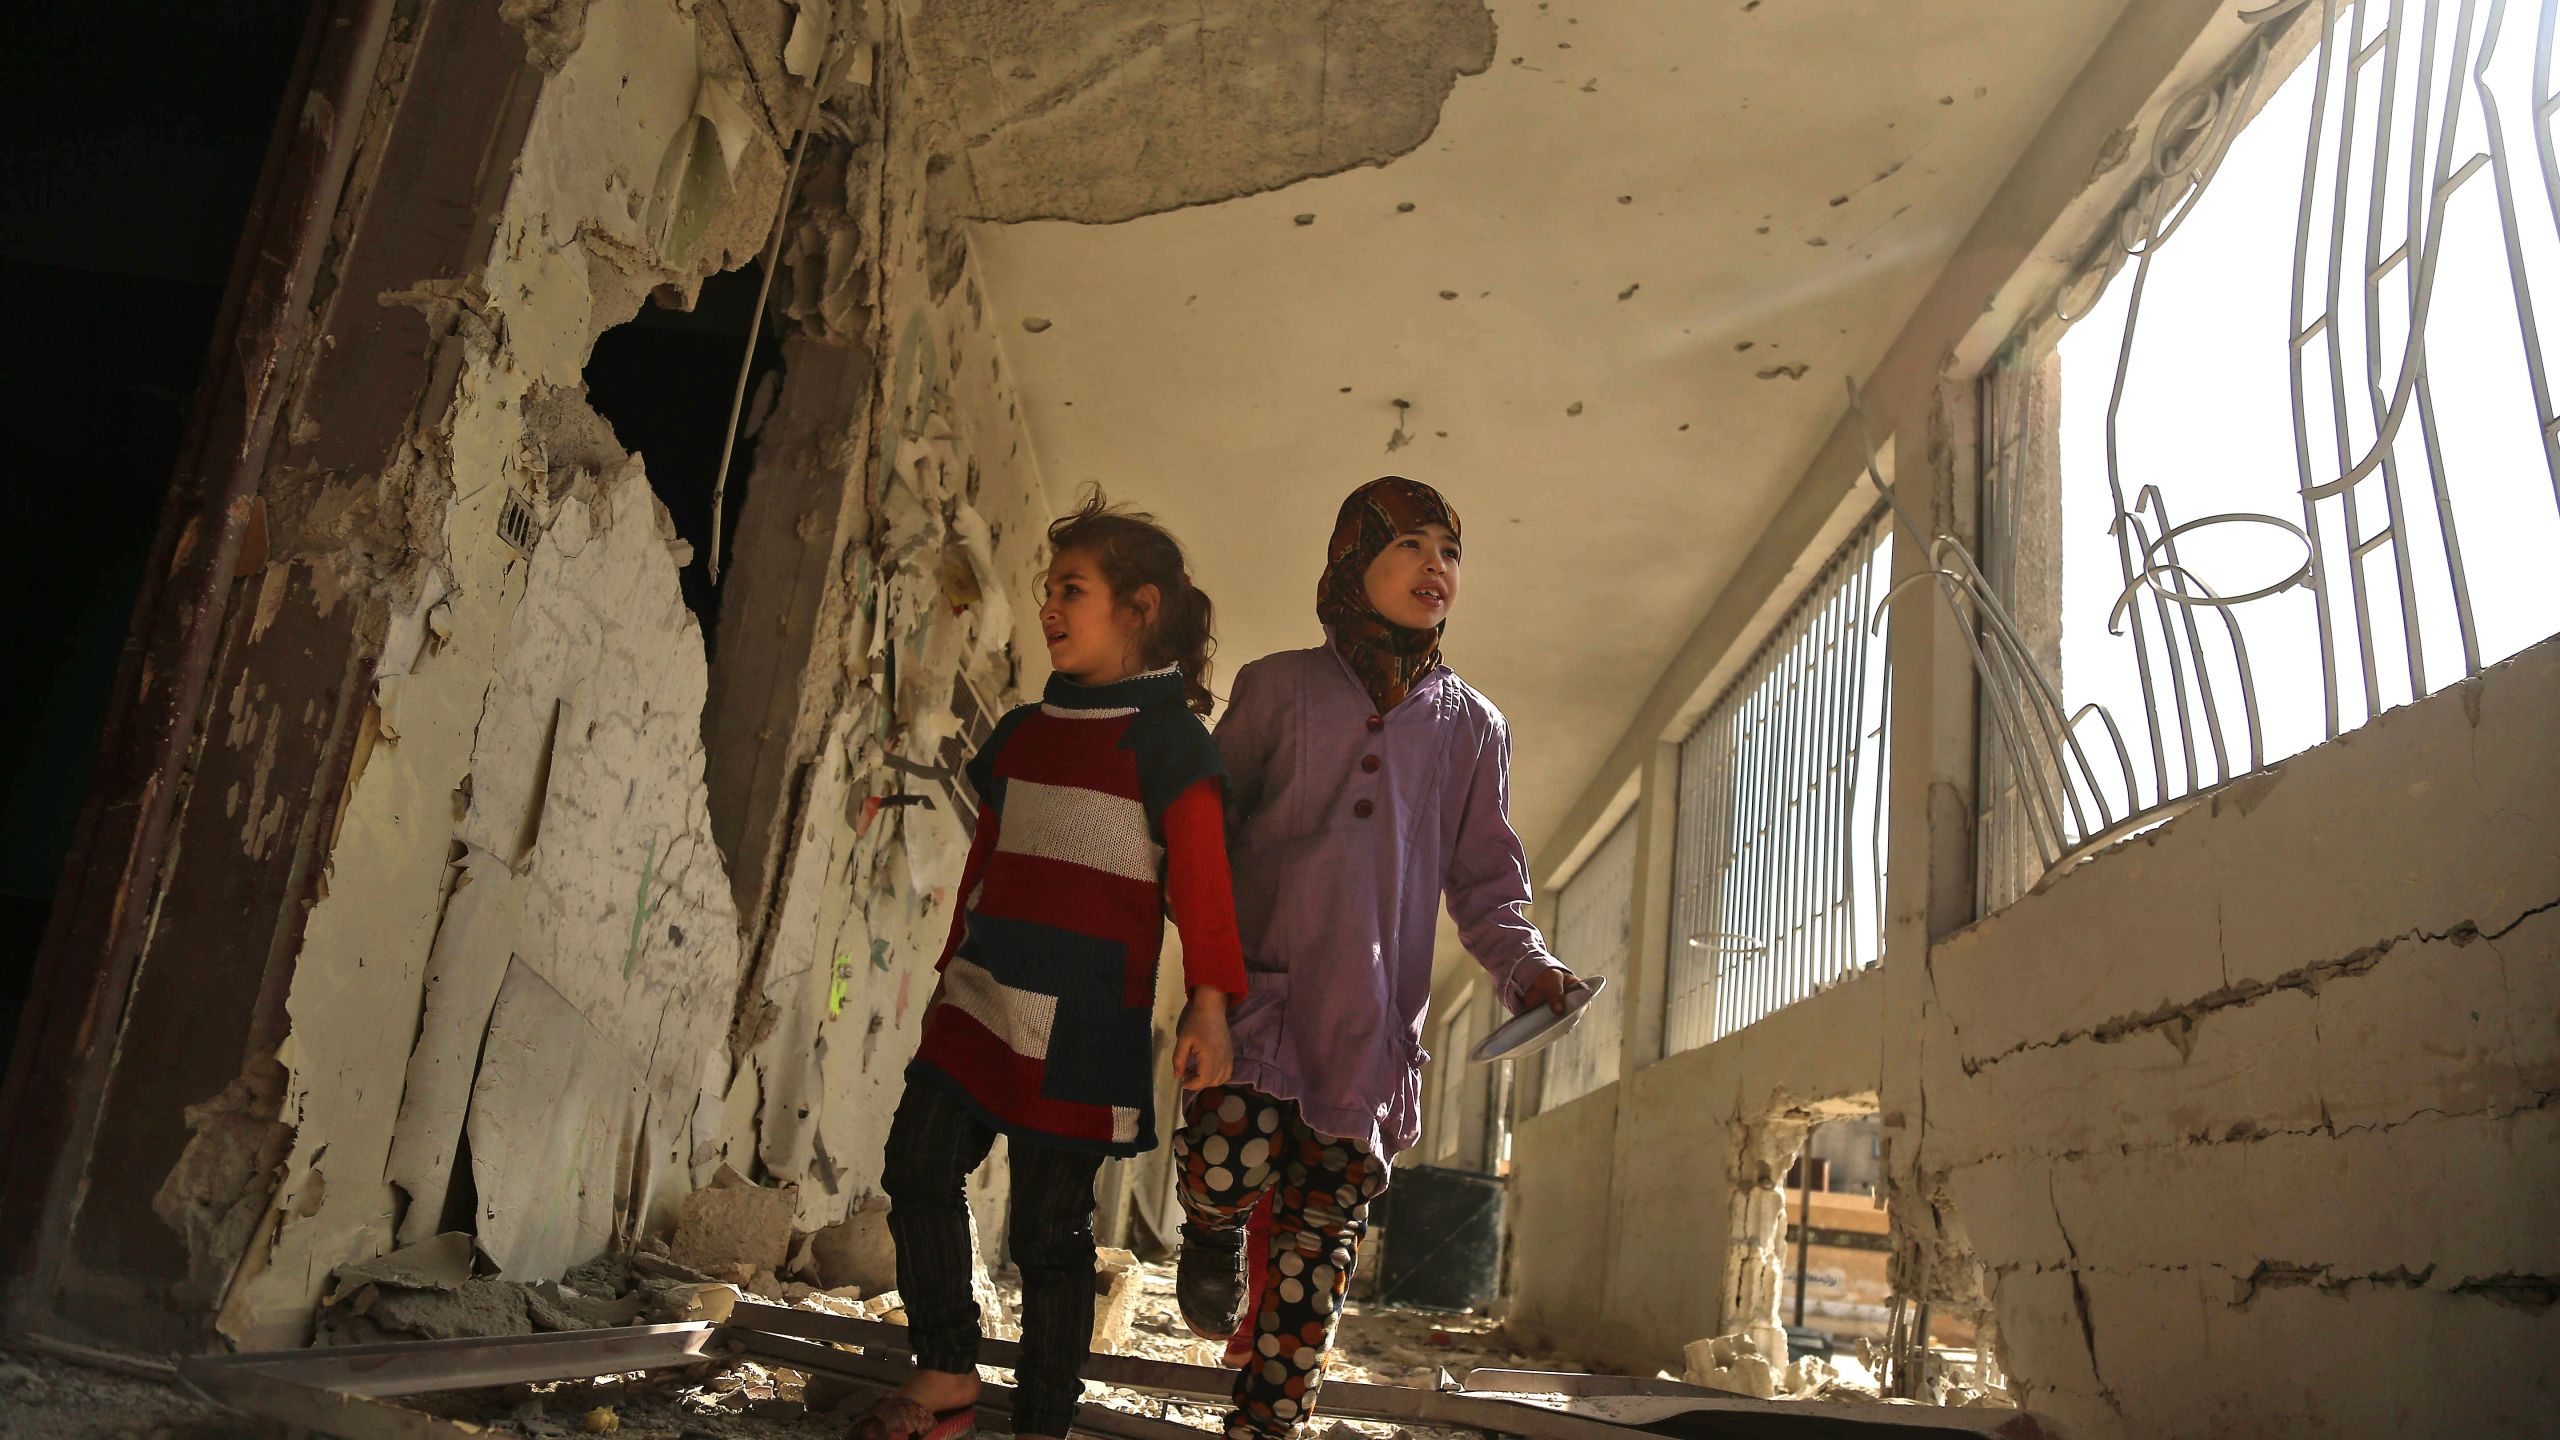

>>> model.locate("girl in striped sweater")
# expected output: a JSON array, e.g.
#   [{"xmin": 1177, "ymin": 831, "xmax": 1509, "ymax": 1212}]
[{"xmin": 855, "ymin": 489, "xmax": 1246, "ymax": 1440}]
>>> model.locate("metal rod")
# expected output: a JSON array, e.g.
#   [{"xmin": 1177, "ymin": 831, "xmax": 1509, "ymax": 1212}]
[
  {"xmin": 708, "ymin": 20, "xmax": 844, "ymax": 584},
  {"xmin": 1792, "ymin": 1131, "xmax": 1815, "ymax": 1330}
]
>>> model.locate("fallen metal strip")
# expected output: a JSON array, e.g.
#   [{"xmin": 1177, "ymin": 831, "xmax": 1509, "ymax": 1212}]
[
  {"xmin": 178, "ymin": 1322, "xmax": 722, "ymax": 1398},
  {"xmin": 717, "ymin": 1305, "xmax": 2059, "ymax": 1438},
  {"xmin": 724, "ymin": 1329, "xmax": 1214, "ymax": 1440},
  {"xmin": 1459, "ymin": 1368, "xmax": 1731, "ymax": 1400},
  {"xmin": 181, "ymin": 1365, "xmax": 498, "ymax": 1440}
]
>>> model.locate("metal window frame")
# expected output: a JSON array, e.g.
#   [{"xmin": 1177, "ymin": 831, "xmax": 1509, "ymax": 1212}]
[
  {"xmin": 1965, "ymin": 0, "xmax": 2560, "ymax": 914},
  {"xmin": 1538, "ymin": 813, "xmax": 1636, "ymax": 1112},
  {"xmin": 1662, "ymin": 511, "xmax": 1894, "ymax": 1055}
]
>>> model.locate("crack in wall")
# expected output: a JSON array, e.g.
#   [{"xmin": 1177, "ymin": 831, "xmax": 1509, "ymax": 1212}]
[
  {"xmin": 2449, "ymin": 1272, "xmax": 2560, "ymax": 1312},
  {"xmin": 2227, "ymin": 1259, "xmax": 2436, "ymax": 1309},
  {"xmin": 1959, "ymin": 896, "xmax": 2560, "ymax": 1078},
  {"xmin": 2045, "ymin": 1170, "xmax": 2120, "ymax": 1417},
  {"xmin": 1923, "ymin": 1081, "xmax": 2556, "ymax": 1182}
]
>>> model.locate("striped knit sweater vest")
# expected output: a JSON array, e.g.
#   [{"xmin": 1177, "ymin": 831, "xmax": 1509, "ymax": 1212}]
[{"xmin": 908, "ymin": 665, "xmax": 1223, "ymax": 1155}]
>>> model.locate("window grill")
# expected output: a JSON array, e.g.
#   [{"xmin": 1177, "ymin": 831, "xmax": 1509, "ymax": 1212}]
[
  {"xmin": 1663, "ymin": 513, "xmax": 1894, "ymax": 1054},
  {"xmin": 1538, "ymin": 813, "xmax": 1634, "ymax": 1112},
  {"xmin": 1971, "ymin": 0, "xmax": 2560, "ymax": 913}
]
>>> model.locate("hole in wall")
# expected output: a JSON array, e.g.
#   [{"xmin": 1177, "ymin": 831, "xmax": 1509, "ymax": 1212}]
[
  {"xmin": 1770, "ymin": 1110, "xmax": 1894, "ymax": 1360},
  {"xmin": 1731, "ymin": 1101, "xmax": 2003, "ymax": 1405},
  {"xmin": 581, "ymin": 261, "xmax": 786, "ymax": 656},
  {"xmin": 1727, "ymin": 1100, "xmax": 1900, "ymax": 1371}
]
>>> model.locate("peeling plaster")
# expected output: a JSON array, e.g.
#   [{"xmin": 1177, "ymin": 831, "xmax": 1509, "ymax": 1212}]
[
  {"xmin": 733, "ymin": 23, "xmax": 1054, "ymax": 1240},
  {"xmin": 193, "ymin": 0, "xmax": 1058, "ymax": 1345},
  {"xmin": 208, "ymin": 0, "xmax": 796, "ymax": 1344}
]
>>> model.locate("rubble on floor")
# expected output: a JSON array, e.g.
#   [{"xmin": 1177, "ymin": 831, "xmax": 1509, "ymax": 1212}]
[
  {"xmin": 0, "ymin": 1344, "xmax": 254, "ymax": 1440},
  {"xmin": 313, "ymin": 1228, "xmax": 910, "ymax": 1347},
  {"xmin": 673, "ymin": 1168, "xmax": 799, "ymax": 1278},
  {"xmin": 1678, "ymin": 1327, "xmax": 2001, "ymax": 1409},
  {"xmin": 3, "ymin": 1247, "xmax": 2006, "ymax": 1440},
  {"xmin": 1063, "ymin": 1256, "xmax": 1604, "ymax": 1440}
]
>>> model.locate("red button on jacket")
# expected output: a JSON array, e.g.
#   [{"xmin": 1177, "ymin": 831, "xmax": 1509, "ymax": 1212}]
[
  {"xmin": 1365, "ymin": 714, "xmax": 1385, "ymax": 733},
  {"xmin": 1360, "ymin": 755, "xmax": 1381, "ymax": 773},
  {"xmin": 1353, "ymin": 799, "xmax": 1375, "ymax": 819}
]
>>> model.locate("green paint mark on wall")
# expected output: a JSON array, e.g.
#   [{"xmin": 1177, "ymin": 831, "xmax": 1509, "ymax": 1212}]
[{"xmin": 624, "ymin": 835, "xmax": 662, "ymax": 980}]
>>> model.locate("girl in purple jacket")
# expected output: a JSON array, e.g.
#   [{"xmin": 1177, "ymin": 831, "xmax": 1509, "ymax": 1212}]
[{"xmin": 1170, "ymin": 476, "xmax": 1580, "ymax": 1440}]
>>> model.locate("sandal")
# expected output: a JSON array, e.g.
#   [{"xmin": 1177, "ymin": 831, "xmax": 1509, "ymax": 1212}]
[{"xmin": 847, "ymin": 1395, "xmax": 977, "ymax": 1440}]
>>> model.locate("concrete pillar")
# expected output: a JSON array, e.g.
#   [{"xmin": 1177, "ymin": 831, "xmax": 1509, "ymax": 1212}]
[
  {"xmin": 1876, "ymin": 380, "xmax": 1984, "ymax": 1305},
  {"xmin": 1618, "ymin": 741, "xmax": 1682, "ymax": 1077}
]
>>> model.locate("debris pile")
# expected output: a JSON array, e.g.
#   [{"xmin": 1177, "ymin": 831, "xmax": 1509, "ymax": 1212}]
[
  {"xmin": 1681, "ymin": 1329, "xmax": 1890, "ymax": 1403},
  {"xmin": 1682, "ymin": 1330, "xmax": 1785, "ymax": 1399},
  {"xmin": 312, "ymin": 1167, "xmax": 1017, "ymax": 1351}
]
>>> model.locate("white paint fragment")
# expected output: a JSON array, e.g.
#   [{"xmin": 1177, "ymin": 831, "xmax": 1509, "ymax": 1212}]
[
  {"xmin": 385, "ymin": 846, "xmax": 527, "ymax": 1246},
  {"xmin": 948, "ymin": 503, "xmax": 1012, "ymax": 655},
  {"xmin": 468, "ymin": 956, "xmax": 648, "ymax": 1280},
  {"xmin": 784, "ymin": 2, "xmax": 826, "ymax": 79},
  {"xmin": 694, "ymin": 73, "xmax": 759, "ymax": 183}
]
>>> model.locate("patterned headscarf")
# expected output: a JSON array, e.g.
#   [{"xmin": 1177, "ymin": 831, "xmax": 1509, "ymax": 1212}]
[{"xmin": 1316, "ymin": 476, "xmax": 1463, "ymax": 714}]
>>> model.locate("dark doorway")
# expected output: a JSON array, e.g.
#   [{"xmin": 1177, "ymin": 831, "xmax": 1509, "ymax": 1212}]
[{"xmin": 580, "ymin": 264, "xmax": 787, "ymax": 647}]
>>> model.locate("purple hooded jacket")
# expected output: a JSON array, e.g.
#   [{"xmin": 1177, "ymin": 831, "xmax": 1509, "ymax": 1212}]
[{"xmin": 1214, "ymin": 638, "xmax": 1568, "ymax": 1157}]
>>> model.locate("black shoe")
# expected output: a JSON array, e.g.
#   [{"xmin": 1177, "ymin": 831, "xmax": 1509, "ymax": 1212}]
[{"xmin": 1175, "ymin": 1222, "xmax": 1248, "ymax": 1341}]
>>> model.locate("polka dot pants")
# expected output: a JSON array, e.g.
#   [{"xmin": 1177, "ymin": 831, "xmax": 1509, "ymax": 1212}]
[{"xmin": 1173, "ymin": 1086, "xmax": 1391, "ymax": 1440}]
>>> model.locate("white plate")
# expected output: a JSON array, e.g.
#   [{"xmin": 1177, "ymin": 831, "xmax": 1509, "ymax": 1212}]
[{"xmin": 1465, "ymin": 975, "xmax": 1606, "ymax": 1064}]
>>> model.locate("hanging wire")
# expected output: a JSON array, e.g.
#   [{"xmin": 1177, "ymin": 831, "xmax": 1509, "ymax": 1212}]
[{"xmin": 708, "ymin": 14, "xmax": 847, "ymax": 583}]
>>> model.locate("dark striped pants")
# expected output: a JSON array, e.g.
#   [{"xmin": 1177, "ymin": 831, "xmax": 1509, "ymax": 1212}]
[
  {"xmin": 881, "ymin": 1079, "xmax": 1107, "ymax": 1437},
  {"xmin": 1173, "ymin": 1086, "xmax": 1392, "ymax": 1440}
]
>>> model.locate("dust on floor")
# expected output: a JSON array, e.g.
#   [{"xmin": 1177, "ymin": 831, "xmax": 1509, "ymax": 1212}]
[
  {"xmin": 0, "ymin": 1346, "xmax": 261, "ymax": 1440},
  {"xmin": 1079, "ymin": 1257, "xmax": 1606, "ymax": 1440},
  {"xmin": 0, "ymin": 1257, "xmax": 1600, "ymax": 1440}
]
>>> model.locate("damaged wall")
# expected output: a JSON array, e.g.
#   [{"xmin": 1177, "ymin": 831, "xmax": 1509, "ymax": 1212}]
[
  {"xmin": 1902, "ymin": 637, "xmax": 2560, "ymax": 1438},
  {"xmin": 124, "ymin": 0, "xmax": 1053, "ymax": 1349},
  {"xmin": 25, "ymin": 0, "xmax": 1521, "ymax": 1354},
  {"xmin": 1505, "ymin": 965, "xmax": 1884, "ymax": 1372},
  {"xmin": 715, "ymin": 12, "xmax": 1055, "ymax": 1250},
  {"xmin": 200, "ymin": 0, "xmax": 810, "ymax": 1347}
]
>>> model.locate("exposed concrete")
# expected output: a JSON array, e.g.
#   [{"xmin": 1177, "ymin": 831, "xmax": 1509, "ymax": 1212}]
[
  {"xmin": 149, "ymin": 1056, "xmax": 294, "ymax": 1313},
  {"xmin": 1506, "ymin": 966, "xmax": 1885, "ymax": 1373},
  {"xmin": 1907, "ymin": 637, "xmax": 2560, "ymax": 1438},
  {"xmin": 898, "ymin": 0, "xmax": 1499, "ymax": 224}
]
